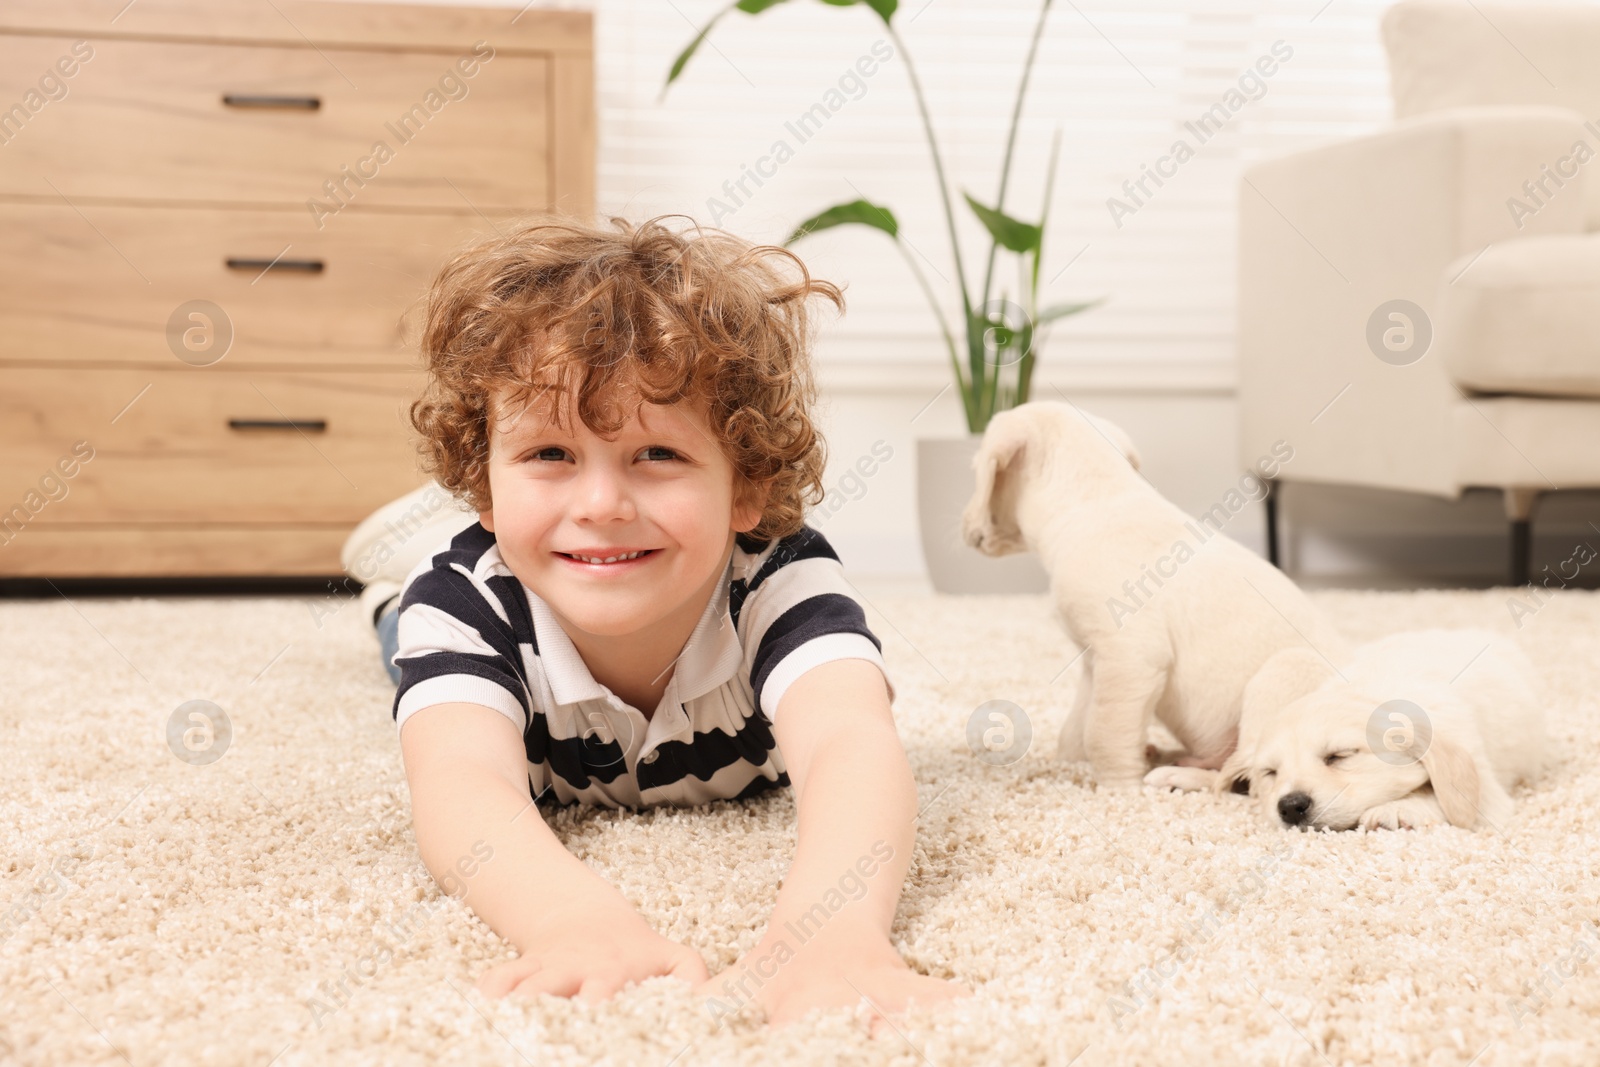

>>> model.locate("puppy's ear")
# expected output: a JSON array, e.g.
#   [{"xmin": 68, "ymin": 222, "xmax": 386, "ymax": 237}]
[
  {"xmin": 961, "ymin": 420, "xmax": 1027, "ymax": 554},
  {"xmin": 1218, "ymin": 646, "xmax": 1338, "ymax": 793},
  {"xmin": 1420, "ymin": 735, "xmax": 1483, "ymax": 828},
  {"xmin": 1215, "ymin": 751, "xmax": 1253, "ymax": 796}
]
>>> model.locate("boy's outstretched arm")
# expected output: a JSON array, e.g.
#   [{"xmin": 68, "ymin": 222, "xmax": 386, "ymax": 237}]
[
  {"xmin": 399, "ymin": 702, "xmax": 709, "ymax": 1001},
  {"xmin": 696, "ymin": 657, "xmax": 971, "ymax": 1030}
]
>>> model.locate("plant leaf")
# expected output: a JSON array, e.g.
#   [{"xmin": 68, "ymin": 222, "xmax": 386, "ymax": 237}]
[
  {"xmin": 818, "ymin": 0, "xmax": 896, "ymax": 19},
  {"xmin": 665, "ymin": 0, "xmax": 891, "ymax": 95},
  {"xmin": 784, "ymin": 199, "xmax": 899, "ymax": 245},
  {"xmin": 964, "ymin": 192, "xmax": 1041, "ymax": 254},
  {"xmin": 664, "ymin": 6, "xmax": 729, "ymax": 90},
  {"xmin": 1033, "ymin": 125, "xmax": 1063, "ymax": 293},
  {"xmin": 664, "ymin": 0, "xmax": 795, "ymax": 93},
  {"xmin": 1036, "ymin": 298, "xmax": 1104, "ymax": 324},
  {"xmin": 861, "ymin": 0, "xmax": 899, "ymax": 21}
]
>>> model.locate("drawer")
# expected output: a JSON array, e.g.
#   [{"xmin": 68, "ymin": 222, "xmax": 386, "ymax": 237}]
[
  {"xmin": 0, "ymin": 526, "xmax": 365, "ymax": 578},
  {"xmin": 0, "ymin": 35, "xmax": 548, "ymax": 209},
  {"xmin": 0, "ymin": 204, "xmax": 506, "ymax": 367},
  {"xmin": 0, "ymin": 366, "xmax": 428, "ymax": 525}
]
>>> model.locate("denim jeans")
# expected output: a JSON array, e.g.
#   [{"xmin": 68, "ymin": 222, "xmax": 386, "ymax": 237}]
[{"xmin": 377, "ymin": 604, "xmax": 402, "ymax": 685}]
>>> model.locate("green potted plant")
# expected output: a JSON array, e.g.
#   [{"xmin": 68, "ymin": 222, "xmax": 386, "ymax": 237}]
[{"xmin": 664, "ymin": 0, "xmax": 1101, "ymax": 593}]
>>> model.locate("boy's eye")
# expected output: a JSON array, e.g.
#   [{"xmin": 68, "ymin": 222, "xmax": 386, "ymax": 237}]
[{"xmin": 520, "ymin": 446, "xmax": 679, "ymax": 463}]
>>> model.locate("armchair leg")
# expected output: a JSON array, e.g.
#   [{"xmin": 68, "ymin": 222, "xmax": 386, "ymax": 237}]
[
  {"xmin": 1504, "ymin": 487, "xmax": 1539, "ymax": 588},
  {"xmin": 1263, "ymin": 479, "xmax": 1280, "ymax": 569},
  {"xmin": 1509, "ymin": 520, "xmax": 1531, "ymax": 587}
]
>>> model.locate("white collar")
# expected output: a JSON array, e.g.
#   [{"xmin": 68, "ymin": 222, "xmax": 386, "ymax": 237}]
[{"xmin": 525, "ymin": 552, "xmax": 744, "ymax": 717}]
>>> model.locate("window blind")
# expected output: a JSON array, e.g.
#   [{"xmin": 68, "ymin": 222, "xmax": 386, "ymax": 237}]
[{"xmin": 404, "ymin": 0, "xmax": 1397, "ymax": 385}]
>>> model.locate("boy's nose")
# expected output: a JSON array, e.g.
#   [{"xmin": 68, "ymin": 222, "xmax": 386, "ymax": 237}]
[{"xmin": 572, "ymin": 466, "xmax": 636, "ymax": 519}]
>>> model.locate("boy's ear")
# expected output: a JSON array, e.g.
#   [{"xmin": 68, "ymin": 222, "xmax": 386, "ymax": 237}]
[
  {"xmin": 733, "ymin": 476, "xmax": 769, "ymax": 533},
  {"xmin": 478, "ymin": 508, "xmax": 495, "ymax": 533}
]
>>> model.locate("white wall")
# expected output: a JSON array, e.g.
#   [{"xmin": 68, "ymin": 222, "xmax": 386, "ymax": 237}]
[{"xmin": 353, "ymin": 0, "xmax": 1600, "ymax": 586}]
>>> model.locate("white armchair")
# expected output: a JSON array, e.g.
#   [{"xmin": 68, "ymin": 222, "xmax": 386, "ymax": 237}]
[{"xmin": 1238, "ymin": 0, "xmax": 1600, "ymax": 584}]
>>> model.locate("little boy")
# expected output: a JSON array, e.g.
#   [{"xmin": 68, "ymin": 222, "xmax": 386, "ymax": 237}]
[{"xmin": 344, "ymin": 216, "xmax": 967, "ymax": 1030}]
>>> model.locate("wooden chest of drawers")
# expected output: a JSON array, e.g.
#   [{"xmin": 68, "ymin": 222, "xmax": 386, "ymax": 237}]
[{"xmin": 0, "ymin": 0, "xmax": 593, "ymax": 577}]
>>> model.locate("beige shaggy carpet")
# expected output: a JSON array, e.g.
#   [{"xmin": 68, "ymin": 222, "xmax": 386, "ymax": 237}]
[{"xmin": 2, "ymin": 583, "xmax": 1599, "ymax": 1066}]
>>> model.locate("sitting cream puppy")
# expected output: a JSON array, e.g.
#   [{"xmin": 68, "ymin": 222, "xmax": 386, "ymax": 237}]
[
  {"xmin": 1216, "ymin": 630, "xmax": 1548, "ymax": 831},
  {"xmin": 960, "ymin": 400, "xmax": 1348, "ymax": 790}
]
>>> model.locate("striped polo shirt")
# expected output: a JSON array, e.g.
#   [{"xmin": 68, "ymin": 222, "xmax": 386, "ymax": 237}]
[{"xmin": 389, "ymin": 521, "xmax": 894, "ymax": 809}]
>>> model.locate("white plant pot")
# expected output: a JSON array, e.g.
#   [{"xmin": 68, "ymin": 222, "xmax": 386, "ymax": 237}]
[{"xmin": 916, "ymin": 435, "xmax": 1050, "ymax": 595}]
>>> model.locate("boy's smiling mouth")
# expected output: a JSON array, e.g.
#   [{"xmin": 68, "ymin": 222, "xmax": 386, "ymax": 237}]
[{"xmin": 555, "ymin": 548, "xmax": 661, "ymax": 569}]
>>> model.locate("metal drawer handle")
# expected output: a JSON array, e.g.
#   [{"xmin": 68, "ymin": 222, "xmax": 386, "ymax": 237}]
[
  {"xmin": 228, "ymin": 418, "xmax": 328, "ymax": 432},
  {"xmin": 225, "ymin": 257, "xmax": 325, "ymax": 274},
  {"xmin": 222, "ymin": 93, "xmax": 321, "ymax": 110}
]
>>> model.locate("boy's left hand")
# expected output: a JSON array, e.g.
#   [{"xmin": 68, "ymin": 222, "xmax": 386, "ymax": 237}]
[{"xmin": 693, "ymin": 919, "xmax": 971, "ymax": 1035}]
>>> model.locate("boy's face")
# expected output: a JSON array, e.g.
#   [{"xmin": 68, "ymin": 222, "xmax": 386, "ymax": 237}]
[{"xmin": 478, "ymin": 385, "xmax": 764, "ymax": 639}]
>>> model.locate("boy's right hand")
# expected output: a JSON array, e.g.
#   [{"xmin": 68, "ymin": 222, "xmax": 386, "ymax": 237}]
[{"xmin": 474, "ymin": 903, "xmax": 709, "ymax": 1004}]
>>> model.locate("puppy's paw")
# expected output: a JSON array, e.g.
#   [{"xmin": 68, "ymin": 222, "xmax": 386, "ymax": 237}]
[
  {"xmin": 1143, "ymin": 766, "xmax": 1220, "ymax": 793},
  {"xmin": 1357, "ymin": 805, "xmax": 1401, "ymax": 831},
  {"xmin": 1357, "ymin": 795, "xmax": 1445, "ymax": 831}
]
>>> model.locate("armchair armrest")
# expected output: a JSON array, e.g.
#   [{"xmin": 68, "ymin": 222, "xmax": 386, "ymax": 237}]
[{"xmin": 1238, "ymin": 105, "xmax": 1590, "ymax": 496}]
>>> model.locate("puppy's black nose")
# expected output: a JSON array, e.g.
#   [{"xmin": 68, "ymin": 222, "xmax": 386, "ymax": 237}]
[{"xmin": 1277, "ymin": 792, "xmax": 1313, "ymax": 825}]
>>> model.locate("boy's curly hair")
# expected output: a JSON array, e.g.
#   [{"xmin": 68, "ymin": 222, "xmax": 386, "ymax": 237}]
[{"xmin": 409, "ymin": 214, "xmax": 844, "ymax": 543}]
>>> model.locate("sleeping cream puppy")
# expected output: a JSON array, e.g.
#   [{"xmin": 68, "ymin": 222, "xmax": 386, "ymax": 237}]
[
  {"xmin": 1215, "ymin": 629, "xmax": 1548, "ymax": 831},
  {"xmin": 960, "ymin": 400, "xmax": 1350, "ymax": 790}
]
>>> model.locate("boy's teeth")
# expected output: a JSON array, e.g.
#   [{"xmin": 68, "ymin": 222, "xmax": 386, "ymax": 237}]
[{"xmin": 573, "ymin": 550, "xmax": 645, "ymax": 564}]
